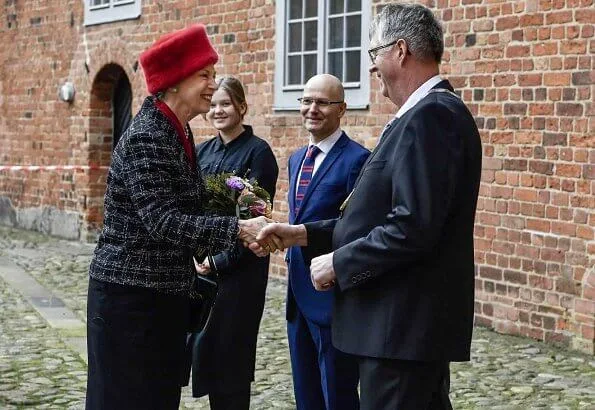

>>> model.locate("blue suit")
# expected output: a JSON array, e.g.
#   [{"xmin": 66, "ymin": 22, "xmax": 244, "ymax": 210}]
[{"xmin": 286, "ymin": 132, "xmax": 369, "ymax": 410}]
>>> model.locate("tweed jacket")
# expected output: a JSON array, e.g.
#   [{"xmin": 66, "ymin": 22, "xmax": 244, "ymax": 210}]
[{"xmin": 89, "ymin": 97, "xmax": 238, "ymax": 293}]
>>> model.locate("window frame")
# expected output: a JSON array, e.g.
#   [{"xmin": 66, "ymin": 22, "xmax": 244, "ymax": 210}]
[
  {"xmin": 84, "ymin": 0, "xmax": 141, "ymax": 26},
  {"xmin": 274, "ymin": 0, "xmax": 371, "ymax": 111}
]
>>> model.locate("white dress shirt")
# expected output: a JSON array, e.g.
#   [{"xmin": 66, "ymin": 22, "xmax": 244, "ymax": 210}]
[{"xmin": 295, "ymin": 127, "xmax": 343, "ymax": 199}]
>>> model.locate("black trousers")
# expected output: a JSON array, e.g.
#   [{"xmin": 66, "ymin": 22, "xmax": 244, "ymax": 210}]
[
  {"xmin": 358, "ymin": 356, "xmax": 452, "ymax": 410},
  {"xmin": 208, "ymin": 388, "xmax": 251, "ymax": 410},
  {"xmin": 86, "ymin": 277, "xmax": 190, "ymax": 410}
]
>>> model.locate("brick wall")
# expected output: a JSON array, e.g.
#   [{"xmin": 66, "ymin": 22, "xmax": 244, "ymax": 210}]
[
  {"xmin": 433, "ymin": 0, "xmax": 594, "ymax": 354},
  {"xmin": 0, "ymin": 0, "xmax": 592, "ymax": 353}
]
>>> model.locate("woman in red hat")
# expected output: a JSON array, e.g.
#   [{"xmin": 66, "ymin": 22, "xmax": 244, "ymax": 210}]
[{"xmin": 85, "ymin": 24, "xmax": 272, "ymax": 410}]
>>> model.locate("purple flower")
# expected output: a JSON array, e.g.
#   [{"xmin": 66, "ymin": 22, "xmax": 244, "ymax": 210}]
[{"xmin": 226, "ymin": 176, "xmax": 245, "ymax": 191}]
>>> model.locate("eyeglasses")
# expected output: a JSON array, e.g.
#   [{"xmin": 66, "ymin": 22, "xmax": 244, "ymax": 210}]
[
  {"xmin": 367, "ymin": 40, "xmax": 398, "ymax": 64},
  {"xmin": 298, "ymin": 97, "xmax": 344, "ymax": 107}
]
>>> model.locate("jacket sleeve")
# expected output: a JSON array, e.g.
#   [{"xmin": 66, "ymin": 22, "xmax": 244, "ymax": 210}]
[
  {"xmin": 248, "ymin": 144, "xmax": 279, "ymax": 201},
  {"xmin": 119, "ymin": 131, "xmax": 238, "ymax": 254},
  {"xmin": 302, "ymin": 219, "xmax": 338, "ymax": 261},
  {"xmin": 209, "ymin": 239, "xmax": 242, "ymax": 274},
  {"xmin": 210, "ymin": 143, "xmax": 279, "ymax": 273},
  {"xmin": 333, "ymin": 102, "xmax": 463, "ymax": 291}
]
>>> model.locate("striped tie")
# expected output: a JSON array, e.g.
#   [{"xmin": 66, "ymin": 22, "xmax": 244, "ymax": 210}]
[{"xmin": 295, "ymin": 145, "xmax": 321, "ymax": 214}]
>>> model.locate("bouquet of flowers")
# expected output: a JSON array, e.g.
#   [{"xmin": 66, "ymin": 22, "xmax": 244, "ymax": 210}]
[{"xmin": 203, "ymin": 171, "xmax": 272, "ymax": 219}]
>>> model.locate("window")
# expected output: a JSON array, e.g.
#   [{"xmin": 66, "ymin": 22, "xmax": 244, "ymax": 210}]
[
  {"xmin": 84, "ymin": 0, "xmax": 141, "ymax": 26},
  {"xmin": 275, "ymin": 0, "xmax": 370, "ymax": 110}
]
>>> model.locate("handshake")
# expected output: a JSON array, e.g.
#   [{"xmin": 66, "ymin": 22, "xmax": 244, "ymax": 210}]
[
  {"xmin": 237, "ymin": 217, "xmax": 337, "ymax": 291},
  {"xmin": 195, "ymin": 216, "xmax": 300, "ymax": 276},
  {"xmin": 237, "ymin": 216, "xmax": 307, "ymax": 257}
]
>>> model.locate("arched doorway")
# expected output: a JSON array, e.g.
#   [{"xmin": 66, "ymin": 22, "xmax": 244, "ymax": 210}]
[
  {"xmin": 112, "ymin": 74, "xmax": 132, "ymax": 149},
  {"xmin": 85, "ymin": 64, "xmax": 132, "ymax": 237}
]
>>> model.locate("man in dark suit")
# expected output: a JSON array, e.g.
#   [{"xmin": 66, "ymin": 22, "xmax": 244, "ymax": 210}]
[
  {"xmin": 286, "ymin": 74, "xmax": 369, "ymax": 410},
  {"xmin": 255, "ymin": 4, "xmax": 482, "ymax": 409}
]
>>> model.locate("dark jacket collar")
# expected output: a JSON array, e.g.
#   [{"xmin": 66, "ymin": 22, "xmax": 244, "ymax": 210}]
[{"xmin": 212, "ymin": 125, "xmax": 254, "ymax": 151}]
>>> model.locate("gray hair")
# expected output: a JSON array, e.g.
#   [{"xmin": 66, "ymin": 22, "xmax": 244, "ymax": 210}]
[{"xmin": 370, "ymin": 3, "xmax": 444, "ymax": 63}]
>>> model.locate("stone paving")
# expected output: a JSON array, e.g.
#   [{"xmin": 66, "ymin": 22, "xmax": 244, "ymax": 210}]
[{"xmin": 0, "ymin": 225, "xmax": 593, "ymax": 409}]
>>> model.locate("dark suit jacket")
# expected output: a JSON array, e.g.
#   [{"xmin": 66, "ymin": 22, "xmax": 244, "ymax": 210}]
[
  {"xmin": 287, "ymin": 132, "xmax": 369, "ymax": 325},
  {"xmin": 306, "ymin": 80, "xmax": 482, "ymax": 362}
]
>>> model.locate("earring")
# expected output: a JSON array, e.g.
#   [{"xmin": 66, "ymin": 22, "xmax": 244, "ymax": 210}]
[{"xmin": 170, "ymin": 87, "xmax": 178, "ymax": 93}]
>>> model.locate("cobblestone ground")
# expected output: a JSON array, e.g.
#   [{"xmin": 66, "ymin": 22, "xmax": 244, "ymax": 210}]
[{"xmin": 0, "ymin": 226, "xmax": 593, "ymax": 409}]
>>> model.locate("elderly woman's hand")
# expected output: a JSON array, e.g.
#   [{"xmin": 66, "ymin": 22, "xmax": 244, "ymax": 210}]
[
  {"xmin": 238, "ymin": 217, "xmax": 284, "ymax": 254},
  {"xmin": 238, "ymin": 216, "xmax": 271, "ymax": 242}
]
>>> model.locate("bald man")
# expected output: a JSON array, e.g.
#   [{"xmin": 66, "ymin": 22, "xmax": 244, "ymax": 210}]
[{"xmin": 286, "ymin": 74, "xmax": 369, "ymax": 410}]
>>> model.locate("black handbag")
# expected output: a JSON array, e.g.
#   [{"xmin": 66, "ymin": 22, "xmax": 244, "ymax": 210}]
[
  {"xmin": 187, "ymin": 253, "xmax": 219, "ymax": 333},
  {"xmin": 183, "ymin": 252, "xmax": 219, "ymax": 388}
]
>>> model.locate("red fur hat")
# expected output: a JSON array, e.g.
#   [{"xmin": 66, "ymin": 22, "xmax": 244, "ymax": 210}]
[{"xmin": 140, "ymin": 24, "xmax": 218, "ymax": 94}]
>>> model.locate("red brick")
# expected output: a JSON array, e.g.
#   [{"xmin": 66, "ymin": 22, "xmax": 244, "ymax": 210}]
[
  {"xmin": 494, "ymin": 75, "xmax": 516, "ymax": 87},
  {"xmin": 483, "ymin": 157, "xmax": 502, "ymax": 170},
  {"xmin": 545, "ymin": 10, "xmax": 573, "ymax": 24},
  {"xmin": 516, "ymin": 132, "xmax": 541, "ymax": 144},
  {"xmin": 560, "ymin": 40, "xmax": 587, "ymax": 54},
  {"xmin": 480, "ymin": 266, "xmax": 503, "ymax": 281},
  {"xmin": 520, "ymin": 326, "xmax": 544, "ymax": 340},
  {"xmin": 561, "ymin": 179, "xmax": 576, "ymax": 192},
  {"xmin": 506, "ymin": 45, "xmax": 530, "ymax": 58},
  {"xmin": 520, "ymin": 13, "xmax": 544, "ymax": 26},
  {"xmin": 472, "ymin": 19, "xmax": 494, "ymax": 32},
  {"xmin": 576, "ymin": 225, "xmax": 594, "ymax": 240},
  {"xmin": 533, "ymin": 42, "xmax": 558, "ymax": 56},
  {"xmin": 575, "ymin": 299, "xmax": 595, "ymax": 315},
  {"xmin": 518, "ymin": 73, "xmax": 542, "ymax": 86},
  {"xmin": 496, "ymin": 16, "xmax": 519, "ymax": 30},
  {"xmin": 581, "ymin": 325, "xmax": 594, "ymax": 341},
  {"xmin": 491, "ymin": 132, "xmax": 514, "ymax": 143},
  {"xmin": 529, "ymin": 103, "xmax": 554, "ymax": 115},
  {"xmin": 581, "ymin": 23, "xmax": 594, "ymax": 38},
  {"xmin": 533, "ymin": 290, "xmax": 546, "ymax": 303},
  {"xmin": 556, "ymin": 164, "xmax": 581, "ymax": 178},
  {"xmin": 576, "ymin": 8, "xmax": 595, "ymax": 24},
  {"xmin": 504, "ymin": 270, "xmax": 527, "ymax": 285},
  {"xmin": 544, "ymin": 73, "xmax": 571, "ymax": 86},
  {"xmin": 556, "ymin": 103, "xmax": 584, "ymax": 117},
  {"xmin": 551, "ymin": 221, "xmax": 577, "ymax": 236},
  {"xmin": 503, "ymin": 103, "xmax": 527, "ymax": 115},
  {"xmin": 583, "ymin": 165, "xmax": 595, "ymax": 179},
  {"xmin": 449, "ymin": 20, "xmax": 472, "ymax": 34},
  {"xmin": 2, "ymin": 0, "xmax": 592, "ymax": 355},
  {"xmin": 526, "ymin": 218, "xmax": 550, "ymax": 232},
  {"xmin": 470, "ymin": 75, "xmax": 493, "ymax": 87},
  {"xmin": 542, "ymin": 132, "xmax": 568, "ymax": 146}
]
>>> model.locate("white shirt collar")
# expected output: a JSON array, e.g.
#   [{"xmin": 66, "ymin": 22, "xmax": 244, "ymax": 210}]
[
  {"xmin": 395, "ymin": 75, "xmax": 443, "ymax": 119},
  {"xmin": 308, "ymin": 128, "xmax": 343, "ymax": 154}
]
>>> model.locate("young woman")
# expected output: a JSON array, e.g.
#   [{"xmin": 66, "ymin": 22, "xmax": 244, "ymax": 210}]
[
  {"xmin": 192, "ymin": 76, "xmax": 279, "ymax": 409},
  {"xmin": 86, "ymin": 26, "xmax": 267, "ymax": 410}
]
